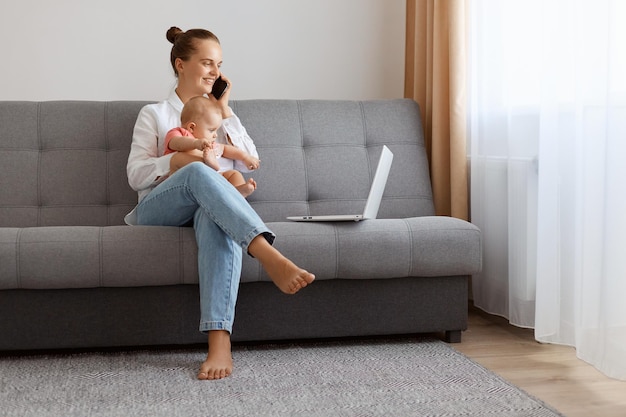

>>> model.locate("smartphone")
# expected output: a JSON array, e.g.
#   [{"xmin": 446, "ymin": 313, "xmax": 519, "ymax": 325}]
[{"xmin": 211, "ymin": 76, "xmax": 228, "ymax": 99}]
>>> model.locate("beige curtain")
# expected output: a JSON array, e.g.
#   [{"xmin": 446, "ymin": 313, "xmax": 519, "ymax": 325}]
[{"xmin": 405, "ymin": 0, "xmax": 468, "ymax": 220}]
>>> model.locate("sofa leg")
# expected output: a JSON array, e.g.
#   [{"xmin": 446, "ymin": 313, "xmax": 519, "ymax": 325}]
[{"xmin": 444, "ymin": 330, "xmax": 462, "ymax": 343}]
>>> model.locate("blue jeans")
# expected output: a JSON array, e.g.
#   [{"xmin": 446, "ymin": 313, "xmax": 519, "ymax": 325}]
[{"xmin": 135, "ymin": 162, "xmax": 274, "ymax": 334}]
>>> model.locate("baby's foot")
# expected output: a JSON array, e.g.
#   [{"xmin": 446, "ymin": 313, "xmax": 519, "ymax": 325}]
[
  {"xmin": 203, "ymin": 148, "xmax": 220, "ymax": 171},
  {"xmin": 236, "ymin": 178, "xmax": 257, "ymax": 198},
  {"xmin": 197, "ymin": 330, "xmax": 233, "ymax": 381},
  {"xmin": 265, "ymin": 257, "xmax": 315, "ymax": 295}
]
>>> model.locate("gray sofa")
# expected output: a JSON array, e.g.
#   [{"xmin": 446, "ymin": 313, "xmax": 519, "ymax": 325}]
[{"xmin": 0, "ymin": 99, "xmax": 481, "ymax": 351}]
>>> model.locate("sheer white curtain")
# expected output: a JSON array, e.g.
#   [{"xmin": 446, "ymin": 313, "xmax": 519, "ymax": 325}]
[{"xmin": 469, "ymin": 0, "xmax": 626, "ymax": 380}]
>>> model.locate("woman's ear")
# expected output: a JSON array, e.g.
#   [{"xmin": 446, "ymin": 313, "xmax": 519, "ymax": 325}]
[{"xmin": 175, "ymin": 58, "xmax": 184, "ymax": 75}]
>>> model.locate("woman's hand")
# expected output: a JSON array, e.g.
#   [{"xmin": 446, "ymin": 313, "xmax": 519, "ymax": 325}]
[{"xmin": 212, "ymin": 73, "xmax": 233, "ymax": 119}]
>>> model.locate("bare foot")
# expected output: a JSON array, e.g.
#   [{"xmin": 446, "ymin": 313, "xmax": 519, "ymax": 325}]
[
  {"xmin": 236, "ymin": 178, "xmax": 257, "ymax": 197},
  {"xmin": 197, "ymin": 330, "xmax": 233, "ymax": 380},
  {"xmin": 265, "ymin": 256, "xmax": 315, "ymax": 294},
  {"xmin": 248, "ymin": 237, "xmax": 314, "ymax": 294},
  {"xmin": 203, "ymin": 148, "xmax": 220, "ymax": 171}
]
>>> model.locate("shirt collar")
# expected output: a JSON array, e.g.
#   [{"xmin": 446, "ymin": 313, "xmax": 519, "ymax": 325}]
[{"xmin": 167, "ymin": 88, "xmax": 184, "ymax": 113}]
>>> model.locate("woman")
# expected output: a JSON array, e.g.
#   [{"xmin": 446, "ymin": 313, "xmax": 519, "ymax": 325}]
[{"xmin": 126, "ymin": 27, "xmax": 315, "ymax": 380}]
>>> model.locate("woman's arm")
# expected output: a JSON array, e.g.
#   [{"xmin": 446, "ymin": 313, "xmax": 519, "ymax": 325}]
[{"xmin": 127, "ymin": 105, "xmax": 174, "ymax": 192}]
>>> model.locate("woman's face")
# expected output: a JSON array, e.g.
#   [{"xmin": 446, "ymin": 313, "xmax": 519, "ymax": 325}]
[{"xmin": 176, "ymin": 39, "xmax": 223, "ymax": 97}]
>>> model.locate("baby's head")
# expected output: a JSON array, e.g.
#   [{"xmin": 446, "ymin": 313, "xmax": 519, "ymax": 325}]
[{"xmin": 180, "ymin": 96, "xmax": 222, "ymax": 139}]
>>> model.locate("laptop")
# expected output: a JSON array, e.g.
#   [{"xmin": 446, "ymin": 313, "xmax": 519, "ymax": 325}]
[{"xmin": 287, "ymin": 145, "xmax": 394, "ymax": 222}]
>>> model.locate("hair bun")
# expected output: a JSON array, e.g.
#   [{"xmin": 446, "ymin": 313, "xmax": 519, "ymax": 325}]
[{"xmin": 166, "ymin": 27, "xmax": 183, "ymax": 44}]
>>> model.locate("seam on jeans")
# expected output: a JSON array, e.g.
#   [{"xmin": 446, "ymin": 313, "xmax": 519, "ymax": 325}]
[{"xmin": 224, "ymin": 235, "xmax": 237, "ymax": 326}]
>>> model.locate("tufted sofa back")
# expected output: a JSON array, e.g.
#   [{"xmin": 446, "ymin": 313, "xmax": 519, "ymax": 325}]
[
  {"xmin": 0, "ymin": 101, "xmax": 143, "ymax": 227},
  {"xmin": 0, "ymin": 99, "xmax": 434, "ymax": 227}
]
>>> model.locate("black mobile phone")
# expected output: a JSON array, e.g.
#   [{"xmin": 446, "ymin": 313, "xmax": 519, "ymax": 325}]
[{"xmin": 212, "ymin": 76, "xmax": 228, "ymax": 99}]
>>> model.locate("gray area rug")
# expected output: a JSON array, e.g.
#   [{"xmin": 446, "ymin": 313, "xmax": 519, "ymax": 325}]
[{"xmin": 0, "ymin": 338, "xmax": 564, "ymax": 417}]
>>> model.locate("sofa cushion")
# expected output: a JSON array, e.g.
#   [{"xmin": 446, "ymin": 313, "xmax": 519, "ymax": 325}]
[{"xmin": 0, "ymin": 217, "xmax": 480, "ymax": 290}]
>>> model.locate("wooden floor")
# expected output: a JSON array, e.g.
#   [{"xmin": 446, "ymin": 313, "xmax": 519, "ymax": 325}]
[{"xmin": 453, "ymin": 306, "xmax": 626, "ymax": 417}]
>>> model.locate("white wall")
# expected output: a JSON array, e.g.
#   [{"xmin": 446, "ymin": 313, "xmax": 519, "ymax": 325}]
[{"xmin": 1, "ymin": 0, "xmax": 405, "ymax": 101}]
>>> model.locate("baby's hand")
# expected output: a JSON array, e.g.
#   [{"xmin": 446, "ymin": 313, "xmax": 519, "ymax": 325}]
[
  {"xmin": 243, "ymin": 155, "xmax": 260, "ymax": 170},
  {"xmin": 194, "ymin": 138, "xmax": 213, "ymax": 151}
]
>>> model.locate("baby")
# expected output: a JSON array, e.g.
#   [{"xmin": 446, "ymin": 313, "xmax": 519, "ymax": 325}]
[{"xmin": 164, "ymin": 96, "xmax": 259, "ymax": 197}]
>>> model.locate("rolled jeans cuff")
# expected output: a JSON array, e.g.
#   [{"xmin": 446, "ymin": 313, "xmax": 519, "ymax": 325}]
[
  {"xmin": 245, "ymin": 230, "xmax": 276, "ymax": 257},
  {"xmin": 199, "ymin": 321, "xmax": 233, "ymax": 334}
]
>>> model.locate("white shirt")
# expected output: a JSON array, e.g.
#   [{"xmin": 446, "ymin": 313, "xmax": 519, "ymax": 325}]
[
  {"xmin": 127, "ymin": 89, "xmax": 258, "ymax": 201},
  {"xmin": 124, "ymin": 89, "xmax": 258, "ymax": 224}
]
